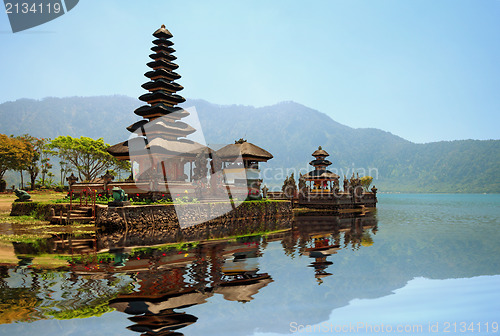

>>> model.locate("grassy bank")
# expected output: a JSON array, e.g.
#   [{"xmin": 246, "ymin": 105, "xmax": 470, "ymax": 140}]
[{"xmin": 0, "ymin": 191, "xmax": 66, "ymax": 213}]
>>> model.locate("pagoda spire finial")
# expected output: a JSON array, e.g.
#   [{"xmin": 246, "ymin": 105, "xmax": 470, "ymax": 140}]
[
  {"xmin": 161, "ymin": 24, "xmax": 165, "ymax": 28},
  {"xmin": 318, "ymin": 146, "xmax": 322, "ymax": 150}
]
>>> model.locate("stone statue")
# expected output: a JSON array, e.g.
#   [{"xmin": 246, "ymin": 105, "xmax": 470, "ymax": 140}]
[
  {"xmin": 350, "ymin": 173, "xmax": 361, "ymax": 188},
  {"xmin": 193, "ymin": 151, "xmax": 209, "ymax": 198},
  {"xmin": 210, "ymin": 152, "xmax": 223, "ymax": 172},
  {"xmin": 111, "ymin": 187, "xmax": 128, "ymax": 202},
  {"xmin": 209, "ymin": 152, "xmax": 226, "ymax": 196},
  {"xmin": 262, "ymin": 185, "xmax": 269, "ymax": 198},
  {"xmin": 14, "ymin": 188, "xmax": 31, "ymax": 202},
  {"xmin": 193, "ymin": 151, "xmax": 209, "ymax": 181},
  {"xmin": 343, "ymin": 177, "xmax": 348, "ymax": 192},
  {"xmin": 298, "ymin": 173, "xmax": 308, "ymax": 198},
  {"xmin": 333, "ymin": 179, "xmax": 339, "ymax": 189},
  {"xmin": 66, "ymin": 173, "xmax": 78, "ymax": 186},
  {"xmin": 281, "ymin": 174, "xmax": 297, "ymax": 198}
]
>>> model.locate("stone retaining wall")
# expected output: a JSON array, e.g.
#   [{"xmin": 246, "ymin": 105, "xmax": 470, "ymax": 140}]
[
  {"xmin": 97, "ymin": 215, "xmax": 292, "ymax": 250},
  {"xmin": 298, "ymin": 192, "xmax": 377, "ymax": 209},
  {"xmin": 10, "ymin": 201, "xmax": 293, "ymax": 230},
  {"xmin": 96, "ymin": 201, "xmax": 292, "ymax": 229},
  {"xmin": 95, "ymin": 201, "xmax": 293, "ymax": 249},
  {"xmin": 10, "ymin": 202, "xmax": 73, "ymax": 220}
]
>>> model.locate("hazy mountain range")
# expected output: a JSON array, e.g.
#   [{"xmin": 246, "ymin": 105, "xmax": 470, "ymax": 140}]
[{"xmin": 0, "ymin": 95, "xmax": 498, "ymax": 193}]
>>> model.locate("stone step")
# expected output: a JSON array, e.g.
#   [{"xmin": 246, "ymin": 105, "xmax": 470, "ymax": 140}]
[
  {"xmin": 77, "ymin": 207, "xmax": 94, "ymax": 211},
  {"xmin": 50, "ymin": 215, "xmax": 95, "ymax": 224},
  {"xmin": 54, "ymin": 239, "xmax": 94, "ymax": 244},
  {"xmin": 68, "ymin": 213, "xmax": 91, "ymax": 217},
  {"xmin": 69, "ymin": 244, "xmax": 92, "ymax": 249},
  {"xmin": 76, "ymin": 248, "xmax": 95, "ymax": 254},
  {"xmin": 70, "ymin": 209, "xmax": 90, "ymax": 214},
  {"xmin": 50, "ymin": 205, "xmax": 95, "ymax": 224},
  {"xmin": 67, "ymin": 216, "xmax": 94, "ymax": 222},
  {"xmin": 53, "ymin": 247, "xmax": 95, "ymax": 254}
]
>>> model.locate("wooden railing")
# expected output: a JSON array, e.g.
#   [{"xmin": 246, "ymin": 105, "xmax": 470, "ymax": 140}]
[{"xmin": 69, "ymin": 187, "xmax": 96, "ymax": 218}]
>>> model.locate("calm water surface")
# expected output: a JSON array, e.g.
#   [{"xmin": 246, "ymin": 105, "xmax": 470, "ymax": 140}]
[{"xmin": 0, "ymin": 194, "xmax": 499, "ymax": 336}]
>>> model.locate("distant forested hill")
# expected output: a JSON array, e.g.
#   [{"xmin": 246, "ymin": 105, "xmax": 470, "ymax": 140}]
[
  {"xmin": 1, "ymin": 96, "xmax": 498, "ymax": 193},
  {"xmin": 0, "ymin": 96, "xmax": 140, "ymax": 142},
  {"xmin": 190, "ymin": 99, "xmax": 499, "ymax": 193}
]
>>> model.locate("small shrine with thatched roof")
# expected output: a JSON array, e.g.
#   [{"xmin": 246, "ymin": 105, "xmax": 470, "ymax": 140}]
[
  {"xmin": 302, "ymin": 146, "xmax": 339, "ymax": 191},
  {"xmin": 292, "ymin": 146, "xmax": 377, "ymax": 209},
  {"xmin": 217, "ymin": 139, "xmax": 273, "ymax": 200}
]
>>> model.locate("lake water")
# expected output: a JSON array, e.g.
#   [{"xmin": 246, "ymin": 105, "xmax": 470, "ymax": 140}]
[{"xmin": 1, "ymin": 194, "xmax": 499, "ymax": 336}]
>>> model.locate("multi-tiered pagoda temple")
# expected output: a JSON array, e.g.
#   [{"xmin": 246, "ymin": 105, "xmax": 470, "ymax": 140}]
[
  {"xmin": 103, "ymin": 25, "xmax": 275, "ymax": 202},
  {"xmin": 108, "ymin": 25, "xmax": 204, "ymax": 191}
]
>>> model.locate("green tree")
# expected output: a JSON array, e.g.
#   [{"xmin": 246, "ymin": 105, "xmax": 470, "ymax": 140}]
[
  {"xmin": 39, "ymin": 157, "xmax": 52, "ymax": 187},
  {"xmin": 360, "ymin": 176, "xmax": 373, "ymax": 191},
  {"xmin": 14, "ymin": 136, "xmax": 29, "ymax": 189},
  {"xmin": 16, "ymin": 135, "xmax": 50, "ymax": 190},
  {"xmin": 46, "ymin": 136, "xmax": 129, "ymax": 182},
  {"xmin": 59, "ymin": 161, "xmax": 71, "ymax": 186},
  {"xmin": 0, "ymin": 134, "xmax": 33, "ymax": 185}
]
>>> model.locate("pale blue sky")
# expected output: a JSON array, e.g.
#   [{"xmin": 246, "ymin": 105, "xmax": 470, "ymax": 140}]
[{"xmin": 1, "ymin": 0, "xmax": 499, "ymax": 143}]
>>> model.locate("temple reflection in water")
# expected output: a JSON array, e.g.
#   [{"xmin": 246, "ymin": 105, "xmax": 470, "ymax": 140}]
[
  {"xmin": 0, "ymin": 212, "xmax": 377, "ymax": 334},
  {"xmin": 107, "ymin": 239, "xmax": 271, "ymax": 335}
]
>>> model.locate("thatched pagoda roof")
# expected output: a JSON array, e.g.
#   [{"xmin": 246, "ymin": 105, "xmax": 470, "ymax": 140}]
[
  {"xmin": 144, "ymin": 68, "xmax": 181, "ymax": 81},
  {"xmin": 309, "ymin": 159, "xmax": 332, "ymax": 166},
  {"xmin": 134, "ymin": 104, "xmax": 188, "ymax": 118},
  {"xmin": 107, "ymin": 140, "xmax": 130, "ymax": 158},
  {"xmin": 126, "ymin": 120, "xmax": 148, "ymax": 133},
  {"xmin": 146, "ymin": 137, "xmax": 207, "ymax": 157},
  {"xmin": 141, "ymin": 79, "xmax": 183, "ymax": 92},
  {"xmin": 152, "ymin": 24, "xmax": 173, "ymax": 39},
  {"xmin": 107, "ymin": 137, "xmax": 208, "ymax": 159},
  {"xmin": 303, "ymin": 169, "xmax": 339, "ymax": 180},
  {"xmin": 150, "ymin": 45, "xmax": 176, "ymax": 53},
  {"xmin": 215, "ymin": 277, "xmax": 273, "ymax": 302},
  {"xmin": 149, "ymin": 51, "xmax": 177, "ymax": 61},
  {"xmin": 146, "ymin": 59, "xmax": 179, "ymax": 71},
  {"xmin": 139, "ymin": 91, "xmax": 185, "ymax": 105},
  {"xmin": 127, "ymin": 119, "xmax": 195, "ymax": 137},
  {"xmin": 312, "ymin": 147, "xmax": 329, "ymax": 157}
]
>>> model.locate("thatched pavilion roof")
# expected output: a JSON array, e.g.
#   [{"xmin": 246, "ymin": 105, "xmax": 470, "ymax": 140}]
[{"xmin": 216, "ymin": 140, "xmax": 273, "ymax": 162}]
